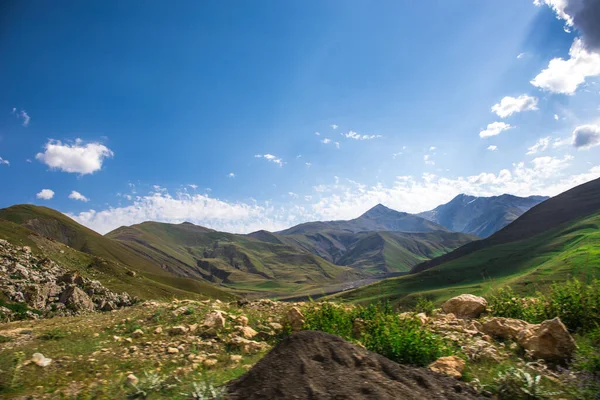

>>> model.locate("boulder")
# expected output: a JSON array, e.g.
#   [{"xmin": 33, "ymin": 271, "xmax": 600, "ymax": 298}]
[
  {"xmin": 441, "ymin": 294, "xmax": 487, "ymax": 318},
  {"xmin": 59, "ymin": 286, "xmax": 95, "ymax": 312},
  {"xmin": 237, "ymin": 326, "xmax": 258, "ymax": 339},
  {"xmin": 168, "ymin": 325, "xmax": 189, "ymax": 335},
  {"xmin": 481, "ymin": 317, "xmax": 532, "ymax": 341},
  {"xmin": 517, "ymin": 317, "xmax": 576, "ymax": 363},
  {"xmin": 428, "ymin": 356, "xmax": 465, "ymax": 379}
]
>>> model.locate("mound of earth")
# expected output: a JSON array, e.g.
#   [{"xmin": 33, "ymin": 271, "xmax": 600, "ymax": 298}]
[{"xmin": 225, "ymin": 330, "xmax": 482, "ymax": 400}]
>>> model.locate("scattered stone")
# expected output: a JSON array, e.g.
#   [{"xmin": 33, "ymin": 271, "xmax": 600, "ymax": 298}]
[
  {"xmin": 131, "ymin": 329, "xmax": 144, "ymax": 338},
  {"xmin": 169, "ymin": 325, "xmax": 189, "ymax": 335},
  {"xmin": 203, "ymin": 311, "xmax": 226, "ymax": 331},
  {"xmin": 126, "ymin": 271, "xmax": 136, "ymax": 277},
  {"xmin": 230, "ymin": 355, "xmax": 243, "ymax": 363},
  {"xmin": 203, "ymin": 358, "xmax": 218, "ymax": 367},
  {"xmin": 428, "ymin": 356, "xmax": 466, "ymax": 379},
  {"xmin": 481, "ymin": 317, "xmax": 530, "ymax": 341},
  {"xmin": 154, "ymin": 327, "xmax": 163, "ymax": 334},
  {"xmin": 442, "ymin": 294, "xmax": 487, "ymax": 318},
  {"xmin": 237, "ymin": 326, "xmax": 258, "ymax": 339},
  {"xmin": 126, "ymin": 374, "xmax": 139, "ymax": 386},
  {"xmin": 268, "ymin": 322, "xmax": 283, "ymax": 331},
  {"xmin": 31, "ymin": 353, "xmax": 52, "ymax": 367},
  {"xmin": 287, "ymin": 307, "xmax": 305, "ymax": 332},
  {"xmin": 167, "ymin": 347, "xmax": 179, "ymax": 354}
]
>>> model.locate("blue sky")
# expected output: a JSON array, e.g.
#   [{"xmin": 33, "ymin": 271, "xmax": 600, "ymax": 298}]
[{"xmin": 1, "ymin": 0, "xmax": 600, "ymax": 234}]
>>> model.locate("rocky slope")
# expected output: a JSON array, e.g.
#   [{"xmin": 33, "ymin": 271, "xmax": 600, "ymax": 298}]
[
  {"xmin": 418, "ymin": 194, "xmax": 548, "ymax": 238},
  {"xmin": 0, "ymin": 239, "xmax": 134, "ymax": 322}
]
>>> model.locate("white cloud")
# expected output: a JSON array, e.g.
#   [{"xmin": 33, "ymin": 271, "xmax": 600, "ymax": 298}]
[
  {"xmin": 429, "ymin": 146, "xmax": 437, "ymax": 151},
  {"xmin": 36, "ymin": 189, "xmax": 55, "ymax": 200},
  {"xmin": 335, "ymin": 141, "xmax": 340, "ymax": 149},
  {"xmin": 479, "ymin": 122, "xmax": 513, "ymax": 138},
  {"xmin": 554, "ymin": 114, "xmax": 559, "ymax": 120},
  {"xmin": 124, "ymin": 194, "xmax": 133, "ymax": 201},
  {"xmin": 12, "ymin": 108, "xmax": 30, "ymax": 127},
  {"xmin": 288, "ymin": 192, "xmax": 299, "ymax": 199},
  {"xmin": 35, "ymin": 139, "xmax": 114, "ymax": 175},
  {"xmin": 0, "ymin": 157, "xmax": 9, "ymax": 166},
  {"xmin": 255, "ymin": 153, "xmax": 283, "ymax": 166},
  {"xmin": 26, "ymin": 159, "xmax": 32, "ymax": 163},
  {"xmin": 227, "ymin": 172, "xmax": 236, "ymax": 178},
  {"xmin": 487, "ymin": 145, "xmax": 498, "ymax": 151},
  {"xmin": 392, "ymin": 152, "xmax": 403, "ymax": 159},
  {"xmin": 305, "ymin": 162, "xmax": 312, "ymax": 168},
  {"xmin": 296, "ymin": 154, "xmax": 302, "ymax": 159},
  {"xmin": 68, "ymin": 190, "xmax": 89, "ymax": 202},
  {"xmin": 331, "ymin": 124, "xmax": 338, "ymax": 130},
  {"xmin": 69, "ymin": 156, "xmax": 600, "ymax": 235},
  {"xmin": 491, "ymin": 95, "xmax": 538, "ymax": 118},
  {"xmin": 424, "ymin": 155, "xmax": 435, "ymax": 165},
  {"xmin": 188, "ymin": 184, "xmax": 198, "ymax": 190},
  {"xmin": 344, "ymin": 131, "xmax": 383, "ymax": 140},
  {"xmin": 530, "ymin": 39, "xmax": 600, "ymax": 95},
  {"xmin": 517, "ymin": 52, "xmax": 527, "ymax": 59},
  {"xmin": 314, "ymin": 132, "xmax": 321, "ymax": 136},
  {"xmin": 321, "ymin": 138, "xmax": 332, "ymax": 144},
  {"xmin": 572, "ymin": 124, "xmax": 600, "ymax": 149},
  {"xmin": 526, "ymin": 137, "xmax": 552, "ymax": 155}
]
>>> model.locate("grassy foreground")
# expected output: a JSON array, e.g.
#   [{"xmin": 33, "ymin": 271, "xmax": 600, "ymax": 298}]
[{"xmin": 1, "ymin": 279, "xmax": 599, "ymax": 399}]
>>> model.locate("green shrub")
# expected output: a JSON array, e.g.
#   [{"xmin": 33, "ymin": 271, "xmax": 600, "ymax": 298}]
[
  {"xmin": 573, "ymin": 328, "xmax": 600, "ymax": 375},
  {"xmin": 414, "ymin": 296, "xmax": 435, "ymax": 316},
  {"xmin": 546, "ymin": 279, "xmax": 600, "ymax": 332},
  {"xmin": 39, "ymin": 329, "xmax": 67, "ymax": 341},
  {"xmin": 489, "ymin": 279, "xmax": 600, "ymax": 332},
  {"xmin": 303, "ymin": 302, "xmax": 453, "ymax": 366},
  {"xmin": 494, "ymin": 367, "xmax": 558, "ymax": 400}
]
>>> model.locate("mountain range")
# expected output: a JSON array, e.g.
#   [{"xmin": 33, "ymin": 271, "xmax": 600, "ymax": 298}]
[
  {"xmin": 0, "ymin": 191, "xmax": 549, "ymax": 300},
  {"xmin": 337, "ymin": 177, "xmax": 600, "ymax": 305},
  {"xmin": 418, "ymin": 194, "xmax": 548, "ymax": 237}
]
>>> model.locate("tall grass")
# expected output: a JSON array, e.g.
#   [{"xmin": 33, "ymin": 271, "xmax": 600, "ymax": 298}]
[{"xmin": 303, "ymin": 302, "xmax": 453, "ymax": 366}]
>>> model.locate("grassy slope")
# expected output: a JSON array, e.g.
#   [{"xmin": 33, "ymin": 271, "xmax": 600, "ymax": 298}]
[
  {"xmin": 0, "ymin": 220, "xmax": 234, "ymax": 301},
  {"xmin": 261, "ymin": 230, "xmax": 475, "ymax": 275},
  {"xmin": 334, "ymin": 211, "xmax": 600, "ymax": 305},
  {"xmin": 107, "ymin": 221, "xmax": 361, "ymax": 297},
  {"xmin": 0, "ymin": 206, "xmax": 235, "ymax": 300}
]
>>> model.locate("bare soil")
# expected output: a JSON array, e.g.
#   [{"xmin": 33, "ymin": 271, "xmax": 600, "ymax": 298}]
[{"xmin": 226, "ymin": 330, "xmax": 483, "ymax": 400}]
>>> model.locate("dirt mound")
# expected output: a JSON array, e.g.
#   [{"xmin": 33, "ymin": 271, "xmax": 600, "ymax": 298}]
[{"xmin": 226, "ymin": 330, "xmax": 482, "ymax": 400}]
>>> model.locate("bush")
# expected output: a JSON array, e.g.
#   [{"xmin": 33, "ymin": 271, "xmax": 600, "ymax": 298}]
[
  {"xmin": 489, "ymin": 279, "xmax": 600, "ymax": 333},
  {"xmin": 303, "ymin": 302, "xmax": 453, "ymax": 366},
  {"xmin": 39, "ymin": 329, "xmax": 67, "ymax": 341},
  {"xmin": 414, "ymin": 296, "xmax": 435, "ymax": 316},
  {"xmin": 494, "ymin": 367, "xmax": 557, "ymax": 400}
]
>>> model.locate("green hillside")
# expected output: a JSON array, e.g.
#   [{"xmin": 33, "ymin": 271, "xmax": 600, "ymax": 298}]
[
  {"xmin": 106, "ymin": 221, "xmax": 362, "ymax": 297},
  {"xmin": 0, "ymin": 219, "xmax": 234, "ymax": 301},
  {"xmin": 334, "ymin": 210, "xmax": 600, "ymax": 306},
  {"xmin": 256, "ymin": 229, "xmax": 475, "ymax": 275}
]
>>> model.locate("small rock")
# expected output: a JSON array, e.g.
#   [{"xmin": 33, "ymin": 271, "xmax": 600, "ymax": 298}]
[
  {"xmin": 428, "ymin": 356, "xmax": 465, "ymax": 379},
  {"xmin": 169, "ymin": 325, "xmax": 189, "ymax": 335},
  {"xmin": 126, "ymin": 374, "xmax": 139, "ymax": 386},
  {"xmin": 237, "ymin": 325, "xmax": 258, "ymax": 339},
  {"xmin": 167, "ymin": 347, "xmax": 179, "ymax": 354},
  {"xmin": 131, "ymin": 329, "xmax": 144, "ymax": 338},
  {"xmin": 154, "ymin": 327, "xmax": 163, "ymax": 334},
  {"xmin": 203, "ymin": 358, "xmax": 218, "ymax": 367},
  {"xmin": 31, "ymin": 353, "xmax": 52, "ymax": 367},
  {"xmin": 287, "ymin": 307, "xmax": 305, "ymax": 332},
  {"xmin": 481, "ymin": 317, "xmax": 531, "ymax": 341},
  {"xmin": 230, "ymin": 355, "xmax": 242, "ymax": 363}
]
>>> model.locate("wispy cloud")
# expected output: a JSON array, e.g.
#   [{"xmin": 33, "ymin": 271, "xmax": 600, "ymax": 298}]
[
  {"xmin": 487, "ymin": 145, "xmax": 498, "ymax": 151},
  {"xmin": 479, "ymin": 122, "xmax": 513, "ymax": 138},
  {"xmin": 331, "ymin": 124, "xmax": 338, "ymax": 130},
  {"xmin": 424, "ymin": 154, "xmax": 435, "ymax": 165},
  {"xmin": 526, "ymin": 137, "xmax": 552, "ymax": 155},
  {"xmin": 12, "ymin": 108, "xmax": 30, "ymax": 127},
  {"xmin": 314, "ymin": 131, "xmax": 321, "ymax": 136},
  {"xmin": 343, "ymin": 131, "xmax": 383, "ymax": 140},
  {"xmin": 35, "ymin": 138, "xmax": 114, "ymax": 175},
  {"xmin": 227, "ymin": 172, "xmax": 236, "ymax": 178},
  {"xmin": 517, "ymin": 52, "xmax": 527, "ymax": 59},
  {"xmin": 321, "ymin": 138, "xmax": 331, "ymax": 144},
  {"xmin": 68, "ymin": 190, "xmax": 89, "ymax": 202},
  {"xmin": 255, "ymin": 153, "xmax": 283, "ymax": 166},
  {"xmin": 0, "ymin": 157, "xmax": 9, "ymax": 166}
]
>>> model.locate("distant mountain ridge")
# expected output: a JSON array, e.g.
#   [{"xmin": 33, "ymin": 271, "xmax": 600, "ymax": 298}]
[
  {"xmin": 418, "ymin": 194, "xmax": 548, "ymax": 237},
  {"xmin": 278, "ymin": 204, "xmax": 448, "ymax": 235}
]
